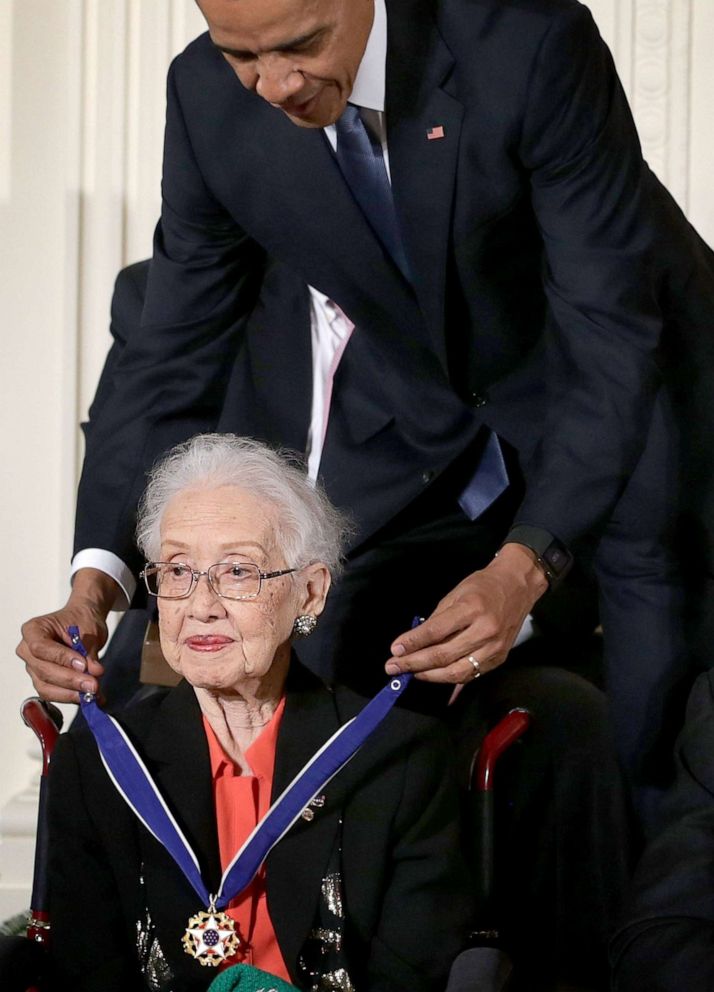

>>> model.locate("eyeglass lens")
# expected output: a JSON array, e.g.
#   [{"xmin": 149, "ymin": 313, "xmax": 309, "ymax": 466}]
[{"xmin": 144, "ymin": 562, "xmax": 262, "ymax": 600}]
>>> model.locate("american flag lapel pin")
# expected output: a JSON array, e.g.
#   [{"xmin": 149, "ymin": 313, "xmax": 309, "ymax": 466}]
[{"xmin": 427, "ymin": 124, "xmax": 445, "ymax": 140}]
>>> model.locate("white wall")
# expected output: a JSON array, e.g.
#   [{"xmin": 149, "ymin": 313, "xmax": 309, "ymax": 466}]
[
  {"xmin": 0, "ymin": 0, "xmax": 206, "ymax": 918},
  {"xmin": 1, "ymin": 0, "xmax": 713, "ymax": 914}
]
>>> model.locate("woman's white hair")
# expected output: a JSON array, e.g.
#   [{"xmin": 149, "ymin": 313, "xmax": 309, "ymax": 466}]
[{"xmin": 136, "ymin": 434, "xmax": 351, "ymax": 574}]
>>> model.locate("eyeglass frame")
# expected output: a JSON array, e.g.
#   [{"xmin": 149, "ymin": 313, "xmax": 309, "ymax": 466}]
[{"xmin": 139, "ymin": 560, "xmax": 297, "ymax": 601}]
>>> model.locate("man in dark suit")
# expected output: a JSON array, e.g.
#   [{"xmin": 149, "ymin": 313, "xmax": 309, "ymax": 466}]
[{"xmin": 18, "ymin": 0, "xmax": 709, "ymax": 808}]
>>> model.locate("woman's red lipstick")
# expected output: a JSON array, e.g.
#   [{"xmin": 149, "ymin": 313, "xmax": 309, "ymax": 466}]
[{"xmin": 185, "ymin": 635, "xmax": 233, "ymax": 652}]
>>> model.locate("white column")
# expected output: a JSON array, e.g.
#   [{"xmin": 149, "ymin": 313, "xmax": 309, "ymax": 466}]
[
  {"xmin": 690, "ymin": 0, "xmax": 714, "ymax": 244},
  {"xmin": 598, "ymin": 0, "xmax": 714, "ymax": 246}
]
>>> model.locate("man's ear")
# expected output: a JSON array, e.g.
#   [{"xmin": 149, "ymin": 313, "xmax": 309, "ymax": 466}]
[{"xmin": 297, "ymin": 562, "xmax": 332, "ymax": 618}]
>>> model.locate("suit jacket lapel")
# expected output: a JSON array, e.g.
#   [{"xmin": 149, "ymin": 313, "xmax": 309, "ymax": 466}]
[
  {"xmin": 386, "ymin": 0, "xmax": 463, "ymax": 373},
  {"xmin": 266, "ymin": 664, "xmax": 342, "ymax": 979},
  {"xmin": 270, "ymin": 121, "xmax": 442, "ymax": 369},
  {"xmin": 217, "ymin": 66, "xmax": 445, "ymax": 381},
  {"xmin": 142, "ymin": 682, "xmax": 223, "ymax": 892},
  {"xmin": 233, "ymin": 100, "xmax": 413, "ymax": 321}
]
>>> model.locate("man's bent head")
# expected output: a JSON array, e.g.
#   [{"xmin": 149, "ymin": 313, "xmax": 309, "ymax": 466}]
[{"xmin": 196, "ymin": 0, "xmax": 375, "ymax": 128}]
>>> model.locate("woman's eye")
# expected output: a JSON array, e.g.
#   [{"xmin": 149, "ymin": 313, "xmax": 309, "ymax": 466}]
[{"xmin": 170, "ymin": 564, "xmax": 188, "ymax": 577}]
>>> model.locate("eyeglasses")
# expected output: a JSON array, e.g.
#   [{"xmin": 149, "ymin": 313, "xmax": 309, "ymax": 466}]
[{"xmin": 140, "ymin": 561, "xmax": 296, "ymax": 601}]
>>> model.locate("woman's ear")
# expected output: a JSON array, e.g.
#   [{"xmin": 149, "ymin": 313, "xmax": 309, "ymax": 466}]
[{"xmin": 297, "ymin": 562, "xmax": 332, "ymax": 618}]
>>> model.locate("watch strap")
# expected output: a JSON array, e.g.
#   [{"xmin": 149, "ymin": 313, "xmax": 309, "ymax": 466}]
[{"xmin": 503, "ymin": 525, "xmax": 573, "ymax": 588}]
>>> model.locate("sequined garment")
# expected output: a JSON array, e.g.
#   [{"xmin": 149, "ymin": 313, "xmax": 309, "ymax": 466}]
[
  {"xmin": 136, "ymin": 867, "xmax": 175, "ymax": 991},
  {"xmin": 297, "ymin": 855, "xmax": 356, "ymax": 992}
]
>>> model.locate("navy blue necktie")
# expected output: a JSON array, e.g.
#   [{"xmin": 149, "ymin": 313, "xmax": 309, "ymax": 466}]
[
  {"xmin": 458, "ymin": 432, "xmax": 509, "ymax": 521},
  {"xmin": 334, "ymin": 104, "xmax": 411, "ymax": 280},
  {"xmin": 334, "ymin": 105, "xmax": 508, "ymax": 519}
]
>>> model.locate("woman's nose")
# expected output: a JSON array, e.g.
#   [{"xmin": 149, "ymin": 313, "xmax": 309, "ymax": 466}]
[{"xmin": 188, "ymin": 573, "xmax": 226, "ymax": 620}]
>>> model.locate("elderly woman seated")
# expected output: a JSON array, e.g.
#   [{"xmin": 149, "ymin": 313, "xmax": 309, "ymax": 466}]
[{"xmin": 47, "ymin": 434, "xmax": 472, "ymax": 992}]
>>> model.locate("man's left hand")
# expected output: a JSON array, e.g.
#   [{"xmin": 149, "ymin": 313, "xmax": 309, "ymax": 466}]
[{"xmin": 385, "ymin": 543, "xmax": 549, "ymax": 683}]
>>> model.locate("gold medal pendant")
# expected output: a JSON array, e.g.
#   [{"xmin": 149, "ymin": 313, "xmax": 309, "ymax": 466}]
[{"xmin": 182, "ymin": 907, "xmax": 241, "ymax": 967}]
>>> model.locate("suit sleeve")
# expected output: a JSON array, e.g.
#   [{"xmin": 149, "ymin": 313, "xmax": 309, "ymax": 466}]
[
  {"xmin": 80, "ymin": 261, "xmax": 150, "ymax": 441},
  {"xmin": 74, "ymin": 56, "xmax": 266, "ymax": 571},
  {"xmin": 366, "ymin": 722, "xmax": 473, "ymax": 991},
  {"xmin": 48, "ymin": 734, "xmax": 145, "ymax": 992},
  {"xmin": 610, "ymin": 672, "xmax": 714, "ymax": 991},
  {"xmin": 513, "ymin": 4, "xmax": 664, "ymax": 545}
]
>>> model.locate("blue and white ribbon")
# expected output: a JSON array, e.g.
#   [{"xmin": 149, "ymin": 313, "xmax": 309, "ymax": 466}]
[{"xmin": 68, "ymin": 626, "xmax": 412, "ymax": 910}]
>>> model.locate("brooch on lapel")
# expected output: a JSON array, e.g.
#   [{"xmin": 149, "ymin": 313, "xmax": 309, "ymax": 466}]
[{"xmin": 301, "ymin": 794, "xmax": 326, "ymax": 822}]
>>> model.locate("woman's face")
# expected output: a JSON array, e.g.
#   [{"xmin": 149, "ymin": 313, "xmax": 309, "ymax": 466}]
[{"xmin": 156, "ymin": 484, "xmax": 329, "ymax": 692}]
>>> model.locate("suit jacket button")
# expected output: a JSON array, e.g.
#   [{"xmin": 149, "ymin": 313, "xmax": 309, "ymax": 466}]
[
  {"xmin": 421, "ymin": 470, "xmax": 435, "ymax": 484},
  {"xmin": 471, "ymin": 393, "xmax": 487, "ymax": 408}
]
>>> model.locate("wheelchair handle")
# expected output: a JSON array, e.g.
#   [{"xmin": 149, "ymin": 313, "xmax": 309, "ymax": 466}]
[
  {"xmin": 469, "ymin": 708, "xmax": 532, "ymax": 937},
  {"xmin": 473, "ymin": 708, "xmax": 531, "ymax": 793},
  {"xmin": 20, "ymin": 699, "xmax": 63, "ymax": 777},
  {"xmin": 20, "ymin": 698, "xmax": 64, "ymax": 948}
]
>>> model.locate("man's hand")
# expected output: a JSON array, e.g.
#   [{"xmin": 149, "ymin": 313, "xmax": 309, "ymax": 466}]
[
  {"xmin": 16, "ymin": 569, "xmax": 119, "ymax": 702},
  {"xmin": 385, "ymin": 543, "xmax": 549, "ymax": 684}
]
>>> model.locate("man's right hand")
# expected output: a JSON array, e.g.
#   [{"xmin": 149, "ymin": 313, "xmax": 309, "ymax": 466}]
[{"xmin": 16, "ymin": 568, "xmax": 120, "ymax": 702}]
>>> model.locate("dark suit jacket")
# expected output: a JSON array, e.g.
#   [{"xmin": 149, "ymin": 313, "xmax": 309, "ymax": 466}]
[
  {"xmin": 610, "ymin": 670, "xmax": 714, "ymax": 990},
  {"xmin": 74, "ymin": 0, "xmax": 714, "ymax": 578},
  {"xmin": 48, "ymin": 666, "xmax": 472, "ymax": 992}
]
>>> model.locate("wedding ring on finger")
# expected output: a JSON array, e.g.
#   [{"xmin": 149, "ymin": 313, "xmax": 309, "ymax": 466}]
[{"xmin": 466, "ymin": 654, "xmax": 482, "ymax": 680}]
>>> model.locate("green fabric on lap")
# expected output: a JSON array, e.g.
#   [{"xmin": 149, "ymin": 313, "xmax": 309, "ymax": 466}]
[{"xmin": 206, "ymin": 963, "xmax": 299, "ymax": 992}]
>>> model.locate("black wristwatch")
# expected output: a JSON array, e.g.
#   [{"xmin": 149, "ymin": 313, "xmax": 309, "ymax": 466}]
[{"xmin": 502, "ymin": 525, "xmax": 573, "ymax": 589}]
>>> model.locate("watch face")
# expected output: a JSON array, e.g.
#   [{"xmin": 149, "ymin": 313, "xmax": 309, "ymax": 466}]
[{"xmin": 545, "ymin": 546, "xmax": 568, "ymax": 571}]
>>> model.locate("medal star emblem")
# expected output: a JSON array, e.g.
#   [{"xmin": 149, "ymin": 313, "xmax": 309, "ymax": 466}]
[{"xmin": 182, "ymin": 909, "xmax": 241, "ymax": 967}]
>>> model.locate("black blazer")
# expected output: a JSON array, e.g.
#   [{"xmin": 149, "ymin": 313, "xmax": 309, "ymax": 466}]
[
  {"xmin": 73, "ymin": 0, "xmax": 714, "ymax": 576},
  {"xmin": 47, "ymin": 666, "xmax": 472, "ymax": 991},
  {"xmin": 611, "ymin": 670, "xmax": 714, "ymax": 991}
]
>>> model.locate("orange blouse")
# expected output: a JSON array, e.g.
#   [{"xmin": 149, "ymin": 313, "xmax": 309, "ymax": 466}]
[{"xmin": 203, "ymin": 698, "xmax": 291, "ymax": 981}]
